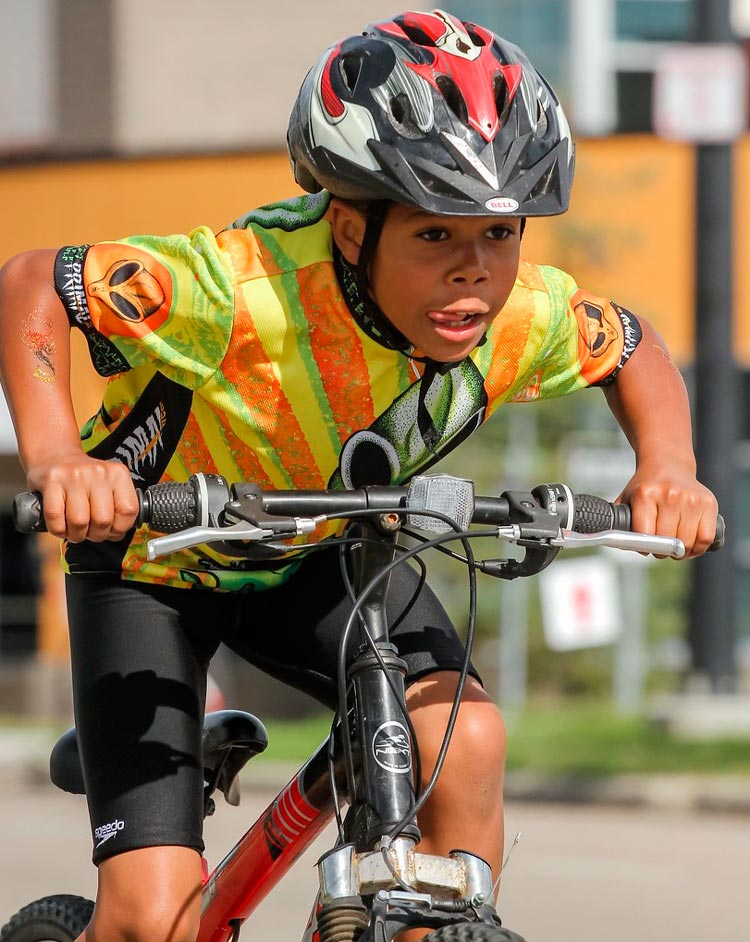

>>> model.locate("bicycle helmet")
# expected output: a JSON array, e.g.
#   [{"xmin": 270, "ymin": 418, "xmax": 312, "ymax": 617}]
[{"xmin": 287, "ymin": 8, "xmax": 574, "ymax": 217}]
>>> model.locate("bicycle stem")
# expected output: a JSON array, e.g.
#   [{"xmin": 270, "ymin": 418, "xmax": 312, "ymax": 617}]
[{"xmin": 346, "ymin": 521, "xmax": 421, "ymax": 847}]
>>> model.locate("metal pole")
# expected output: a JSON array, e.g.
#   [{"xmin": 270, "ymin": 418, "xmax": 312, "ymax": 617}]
[
  {"xmin": 613, "ymin": 559, "xmax": 646, "ymax": 713},
  {"xmin": 568, "ymin": 0, "xmax": 617, "ymax": 135},
  {"xmin": 687, "ymin": 0, "xmax": 740, "ymax": 692}
]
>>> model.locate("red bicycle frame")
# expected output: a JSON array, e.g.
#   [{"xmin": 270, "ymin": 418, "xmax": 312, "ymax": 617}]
[{"xmin": 197, "ymin": 737, "xmax": 339, "ymax": 942}]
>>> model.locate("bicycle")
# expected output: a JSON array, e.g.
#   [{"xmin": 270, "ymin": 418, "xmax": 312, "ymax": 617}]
[{"xmin": 2, "ymin": 472, "xmax": 723, "ymax": 942}]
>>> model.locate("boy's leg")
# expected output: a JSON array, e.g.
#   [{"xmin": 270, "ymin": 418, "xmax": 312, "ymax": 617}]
[
  {"xmin": 87, "ymin": 846, "xmax": 203, "ymax": 942},
  {"xmin": 405, "ymin": 671, "xmax": 506, "ymax": 880},
  {"xmin": 65, "ymin": 575, "xmax": 227, "ymax": 942}
]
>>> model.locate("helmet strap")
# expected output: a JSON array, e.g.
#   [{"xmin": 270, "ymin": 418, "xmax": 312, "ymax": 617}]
[
  {"xmin": 356, "ymin": 200, "xmax": 389, "ymax": 287},
  {"xmin": 333, "ymin": 200, "xmax": 415, "ymax": 354}
]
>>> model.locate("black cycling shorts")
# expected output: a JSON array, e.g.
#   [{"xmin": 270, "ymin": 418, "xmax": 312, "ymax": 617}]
[{"xmin": 65, "ymin": 546, "xmax": 480, "ymax": 865}]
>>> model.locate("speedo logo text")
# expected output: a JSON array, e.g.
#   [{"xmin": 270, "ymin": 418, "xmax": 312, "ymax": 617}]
[{"xmin": 94, "ymin": 818, "xmax": 125, "ymax": 848}]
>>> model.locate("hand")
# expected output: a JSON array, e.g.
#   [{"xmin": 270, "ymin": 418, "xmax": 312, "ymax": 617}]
[
  {"xmin": 617, "ymin": 462, "xmax": 719, "ymax": 558},
  {"xmin": 26, "ymin": 451, "xmax": 139, "ymax": 543}
]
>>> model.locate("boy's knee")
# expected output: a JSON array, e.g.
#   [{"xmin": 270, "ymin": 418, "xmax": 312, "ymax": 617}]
[
  {"xmin": 409, "ymin": 675, "xmax": 507, "ymax": 778},
  {"xmin": 91, "ymin": 847, "xmax": 202, "ymax": 942},
  {"xmin": 88, "ymin": 906, "xmax": 199, "ymax": 942},
  {"xmin": 451, "ymin": 697, "xmax": 507, "ymax": 774}
]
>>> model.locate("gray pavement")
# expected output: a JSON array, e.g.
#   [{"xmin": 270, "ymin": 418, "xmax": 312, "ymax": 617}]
[{"xmin": 2, "ymin": 781, "xmax": 749, "ymax": 942}]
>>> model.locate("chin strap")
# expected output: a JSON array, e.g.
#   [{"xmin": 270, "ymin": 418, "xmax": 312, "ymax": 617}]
[{"xmin": 333, "ymin": 240, "xmax": 413, "ymax": 354}]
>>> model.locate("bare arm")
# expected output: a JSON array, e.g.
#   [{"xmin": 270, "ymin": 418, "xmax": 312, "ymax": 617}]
[
  {"xmin": 603, "ymin": 316, "xmax": 717, "ymax": 557},
  {"xmin": 0, "ymin": 250, "xmax": 138, "ymax": 541}
]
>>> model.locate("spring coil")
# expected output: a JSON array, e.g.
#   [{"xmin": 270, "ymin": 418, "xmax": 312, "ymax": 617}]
[{"xmin": 317, "ymin": 904, "xmax": 369, "ymax": 942}]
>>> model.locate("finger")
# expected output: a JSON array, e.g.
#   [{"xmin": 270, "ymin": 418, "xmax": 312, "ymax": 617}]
[
  {"xmin": 687, "ymin": 508, "xmax": 719, "ymax": 558},
  {"xmin": 42, "ymin": 481, "xmax": 68, "ymax": 538},
  {"xmin": 653, "ymin": 501, "xmax": 682, "ymax": 539},
  {"xmin": 61, "ymin": 487, "xmax": 93, "ymax": 544},
  {"xmin": 628, "ymin": 492, "xmax": 658, "ymax": 557},
  {"xmin": 86, "ymin": 486, "xmax": 117, "ymax": 542},
  {"xmin": 674, "ymin": 513, "xmax": 700, "ymax": 559},
  {"xmin": 109, "ymin": 477, "xmax": 140, "ymax": 540}
]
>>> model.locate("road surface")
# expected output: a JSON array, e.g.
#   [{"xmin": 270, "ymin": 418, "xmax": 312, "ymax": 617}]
[{"xmin": 0, "ymin": 781, "xmax": 747, "ymax": 941}]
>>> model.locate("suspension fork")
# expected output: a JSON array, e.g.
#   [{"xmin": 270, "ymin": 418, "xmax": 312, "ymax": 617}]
[{"xmin": 347, "ymin": 519, "xmax": 420, "ymax": 848}]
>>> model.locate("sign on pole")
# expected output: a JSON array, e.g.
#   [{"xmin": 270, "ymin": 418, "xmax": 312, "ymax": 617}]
[
  {"xmin": 539, "ymin": 557, "xmax": 622, "ymax": 652},
  {"xmin": 653, "ymin": 43, "xmax": 748, "ymax": 143}
]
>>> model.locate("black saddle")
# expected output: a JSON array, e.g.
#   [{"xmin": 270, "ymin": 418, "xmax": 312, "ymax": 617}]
[{"xmin": 49, "ymin": 710, "xmax": 268, "ymax": 809}]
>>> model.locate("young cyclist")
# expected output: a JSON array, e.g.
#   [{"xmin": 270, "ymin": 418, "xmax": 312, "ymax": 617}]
[{"xmin": 0, "ymin": 9, "xmax": 718, "ymax": 942}]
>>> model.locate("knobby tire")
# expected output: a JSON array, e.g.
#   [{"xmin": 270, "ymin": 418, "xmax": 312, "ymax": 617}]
[
  {"xmin": 421, "ymin": 924, "xmax": 526, "ymax": 942},
  {"xmin": 0, "ymin": 895, "xmax": 94, "ymax": 942}
]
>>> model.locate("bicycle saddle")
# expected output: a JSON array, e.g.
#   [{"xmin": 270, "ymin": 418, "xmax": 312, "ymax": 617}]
[{"xmin": 49, "ymin": 709, "xmax": 269, "ymax": 807}]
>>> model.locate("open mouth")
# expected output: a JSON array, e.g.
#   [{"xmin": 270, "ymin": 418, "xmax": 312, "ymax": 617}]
[{"xmin": 428, "ymin": 309, "xmax": 485, "ymax": 335}]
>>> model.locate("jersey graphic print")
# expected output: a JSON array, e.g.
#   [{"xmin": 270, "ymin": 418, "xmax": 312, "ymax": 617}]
[
  {"xmin": 573, "ymin": 291, "xmax": 642, "ymax": 387},
  {"xmin": 79, "ymin": 243, "xmax": 173, "ymax": 339},
  {"xmin": 331, "ymin": 359, "xmax": 487, "ymax": 489}
]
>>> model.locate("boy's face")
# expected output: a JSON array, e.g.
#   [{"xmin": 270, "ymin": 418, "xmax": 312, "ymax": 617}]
[{"xmin": 331, "ymin": 201, "xmax": 522, "ymax": 362}]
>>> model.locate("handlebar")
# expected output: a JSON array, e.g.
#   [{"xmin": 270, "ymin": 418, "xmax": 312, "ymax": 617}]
[{"xmin": 13, "ymin": 474, "xmax": 726, "ymax": 578}]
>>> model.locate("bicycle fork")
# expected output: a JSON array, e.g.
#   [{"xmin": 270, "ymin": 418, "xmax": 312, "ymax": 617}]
[{"xmin": 311, "ymin": 521, "xmax": 496, "ymax": 942}]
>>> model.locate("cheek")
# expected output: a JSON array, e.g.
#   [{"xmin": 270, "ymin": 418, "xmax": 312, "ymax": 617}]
[
  {"xmin": 372, "ymin": 254, "xmax": 424, "ymax": 307},
  {"xmin": 494, "ymin": 256, "xmax": 520, "ymax": 304}
]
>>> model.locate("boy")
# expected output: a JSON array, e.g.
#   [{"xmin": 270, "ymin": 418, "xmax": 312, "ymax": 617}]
[{"xmin": 0, "ymin": 10, "xmax": 717, "ymax": 942}]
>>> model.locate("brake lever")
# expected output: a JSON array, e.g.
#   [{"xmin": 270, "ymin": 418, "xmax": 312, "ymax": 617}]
[
  {"xmin": 552, "ymin": 528, "xmax": 686, "ymax": 559},
  {"xmin": 146, "ymin": 521, "xmax": 271, "ymax": 560}
]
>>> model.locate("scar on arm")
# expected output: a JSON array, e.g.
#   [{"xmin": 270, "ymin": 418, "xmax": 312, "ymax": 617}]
[
  {"xmin": 651, "ymin": 342, "xmax": 681, "ymax": 376},
  {"xmin": 21, "ymin": 315, "xmax": 56, "ymax": 383}
]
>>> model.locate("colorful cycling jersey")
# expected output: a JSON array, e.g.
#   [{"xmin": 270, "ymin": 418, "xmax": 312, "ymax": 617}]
[{"xmin": 54, "ymin": 192, "xmax": 641, "ymax": 591}]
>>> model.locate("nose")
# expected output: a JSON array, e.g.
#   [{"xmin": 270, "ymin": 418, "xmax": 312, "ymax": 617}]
[{"xmin": 447, "ymin": 241, "xmax": 490, "ymax": 284}]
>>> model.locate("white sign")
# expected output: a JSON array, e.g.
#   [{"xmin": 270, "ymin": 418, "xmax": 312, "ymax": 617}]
[
  {"xmin": 539, "ymin": 556, "xmax": 621, "ymax": 651},
  {"xmin": 653, "ymin": 43, "xmax": 748, "ymax": 143}
]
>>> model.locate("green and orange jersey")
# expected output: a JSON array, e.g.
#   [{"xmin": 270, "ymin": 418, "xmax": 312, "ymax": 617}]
[{"xmin": 53, "ymin": 192, "xmax": 641, "ymax": 592}]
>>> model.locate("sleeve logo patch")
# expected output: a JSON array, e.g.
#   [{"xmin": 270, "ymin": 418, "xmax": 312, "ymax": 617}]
[
  {"xmin": 84, "ymin": 244, "xmax": 172, "ymax": 338},
  {"xmin": 576, "ymin": 299, "xmax": 619, "ymax": 359}
]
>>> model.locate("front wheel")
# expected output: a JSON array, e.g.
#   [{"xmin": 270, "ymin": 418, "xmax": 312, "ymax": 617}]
[
  {"xmin": 422, "ymin": 924, "xmax": 526, "ymax": 942},
  {"xmin": 0, "ymin": 895, "xmax": 94, "ymax": 942}
]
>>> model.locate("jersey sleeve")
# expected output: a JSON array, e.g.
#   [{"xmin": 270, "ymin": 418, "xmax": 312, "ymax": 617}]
[
  {"xmin": 510, "ymin": 266, "xmax": 642, "ymax": 403},
  {"xmin": 53, "ymin": 227, "xmax": 235, "ymax": 388}
]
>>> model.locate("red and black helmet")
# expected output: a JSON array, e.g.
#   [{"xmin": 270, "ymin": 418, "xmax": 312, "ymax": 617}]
[{"xmin": 287, "ymin": 8, "xmax": 574, "ymax": 216}]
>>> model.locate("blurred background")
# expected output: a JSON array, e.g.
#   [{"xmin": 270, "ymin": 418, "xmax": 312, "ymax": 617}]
[{"xmin": 0, "ymin": 1, "xmax": 748, "ymax": 768}]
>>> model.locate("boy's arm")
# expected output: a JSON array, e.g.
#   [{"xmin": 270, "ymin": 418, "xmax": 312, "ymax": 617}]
[
  {"xmin": 0, "ymin": 250, "xmax": 138, "ymax": 542},
  {"xmin": 602, "ymin": 316, "xmax": 717, "ymax": 557}
]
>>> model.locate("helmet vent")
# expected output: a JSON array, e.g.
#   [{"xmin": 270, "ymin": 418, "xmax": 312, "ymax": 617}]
[
  {"xmin": 465, "ymin": 23, "xmax": 487, "ymax": 47},
  {"xmin": 339, "ymin": 53, "xmax": 363, "ymax": 93},
  {"xmin": 387, "ymin": 93, "xmax": 424, "ymax": 140},
  {"xmin": 528, "ymin": 162, "xmax": 556, "ymax": 200},
  {"xmin": 493, "ymin": 73, "xmax": 508, "ymax": 121},
  {"xmin": 395, "ymin": 17, "xmax": 437, "ymax": 47},
  {"xmin": 536, "ymin": 98, "xmax": 548, "ymax": 134},
  {"xmin": 435, "ymin": 75, "xmax": 468, "ymax": 125}
]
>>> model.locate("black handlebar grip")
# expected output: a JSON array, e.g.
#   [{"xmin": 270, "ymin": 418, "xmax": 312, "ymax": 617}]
[
  {"xmin": 140, "ymin": 480, "xmax": 199, "ymax": 532},
  {"xmin": 571, "ymin": 493, "xmax": 629, "ymax": 533},
  {"xmin": 13, "ymin": 491, "xmax": 46, "ymax": 533}
]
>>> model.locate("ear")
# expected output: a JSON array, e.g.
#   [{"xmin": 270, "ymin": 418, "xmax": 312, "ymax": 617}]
[{"xmin": 328, "ymin": 199, "xmax": 367, "ymax": 266}]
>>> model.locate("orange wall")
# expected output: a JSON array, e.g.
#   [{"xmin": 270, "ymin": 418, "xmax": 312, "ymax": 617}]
[{"xmin": 1, "ymin": 139, "xmax": 748, "ymax": 394}]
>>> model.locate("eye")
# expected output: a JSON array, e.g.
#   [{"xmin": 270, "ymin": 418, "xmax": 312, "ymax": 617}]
[
  {"xmin": 417, "ymin": 227, "xmax": 449, "ymax": 242},
  {"xmin": 486, "ymin": 225, "xmax": 515, "ymax": 240}
]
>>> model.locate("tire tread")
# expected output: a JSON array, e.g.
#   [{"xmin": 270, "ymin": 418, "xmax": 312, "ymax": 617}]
[
  {"xmin": 421, "ymin": 923, "xmax": 526, "ymax": 942},
  {"xmin": 0, "ymin": 894, "xmax": 94, "ymax": 942}
]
